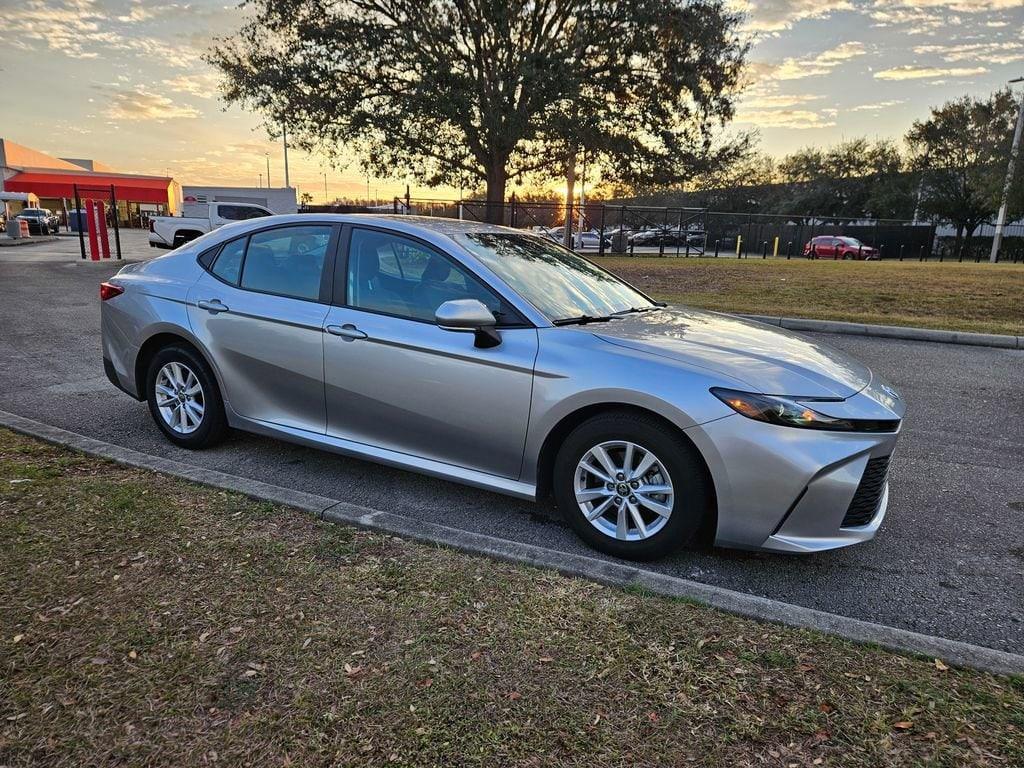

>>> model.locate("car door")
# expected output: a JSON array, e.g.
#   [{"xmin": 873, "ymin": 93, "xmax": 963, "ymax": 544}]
[
  {"xmin": 187, "ymin": 223, "xmax": 339, "ymax": 433},
  {"xmin": 322, "ymin": 226, "xmax": 538, "ymax": 479}
]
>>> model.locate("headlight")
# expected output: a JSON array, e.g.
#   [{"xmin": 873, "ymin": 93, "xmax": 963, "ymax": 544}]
[{"xmin": 710, "ymin": 388, "xmax": 899, "ymax": 433}]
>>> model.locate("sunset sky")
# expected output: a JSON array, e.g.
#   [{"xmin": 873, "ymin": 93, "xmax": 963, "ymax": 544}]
[{"xmin": 2, "ymin": 0, "xmax": 1021, "ymax": 201}]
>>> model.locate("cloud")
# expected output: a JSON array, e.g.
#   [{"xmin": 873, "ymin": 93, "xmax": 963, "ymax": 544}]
[
  {"xmin": 913, "ymin": 41, "xmax": 1024, "ymax": 65},
  {"xmin": 736, "ymin": 109, "xmax": 837, "ymax": 129},
  {"xmin": 162, "ymin": 72, "xmax": 222, "ymax": 99},
  {"xmin": 741, "ymin": 0, "xmax": 853, "ymax": 32},
  {"xmin": 741, "ymin": 93, "xmax": 822, "ymax": 109},
  {"xmin": 873, "ymin": 65, "xmax": 989, "ymax": 80},
  {"xmin": 869, "ymin": 0, "xmax": 1019, "ymax": 32},
  {"xmin": 749, "ymin": 42, "xmax": 867, "ymax": 83},
  {"xmin": 103, "ymin": 89, "xmax": 201, "ymax": 121},
  {"xmin": 847, "ymin": 100, "xmax": 906, "ymax": 112}
]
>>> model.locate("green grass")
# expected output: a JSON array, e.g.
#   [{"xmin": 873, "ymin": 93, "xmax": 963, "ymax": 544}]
[
  {"xmin": 593, "ymin": 257, "xmax": 1024, "ymax": 336},
  {"xmin": 1, "ymin": 428, "xmax": 1022, "ymax": 766}
]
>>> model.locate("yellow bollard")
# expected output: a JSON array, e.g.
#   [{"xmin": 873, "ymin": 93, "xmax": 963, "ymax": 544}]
[
  {"xmin": 735, "ymin": 235, "xmax": 742, "ymax": 257},
  {"xmin": 773, "ymin": 236, "xmax": 779, "ymax": 257}
]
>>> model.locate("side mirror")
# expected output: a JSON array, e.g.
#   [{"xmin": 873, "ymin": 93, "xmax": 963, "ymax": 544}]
[{"xmin": 435, "ymin": 299, "xmax": 501, "ymax": 348}]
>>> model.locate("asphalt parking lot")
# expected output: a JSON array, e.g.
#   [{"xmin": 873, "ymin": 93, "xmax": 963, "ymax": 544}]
[{"xmin": 1, "ymin": 251, "xmax": 1022, "ymax": 653}]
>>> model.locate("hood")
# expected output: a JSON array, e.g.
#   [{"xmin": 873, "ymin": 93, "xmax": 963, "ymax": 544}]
[{"xmin": 590, "ymin": 307, "xmax": 872, "ymax": 398}]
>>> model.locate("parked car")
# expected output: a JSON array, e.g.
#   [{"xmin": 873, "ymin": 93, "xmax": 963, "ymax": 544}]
[
  {"xmin": 804, "ymin": 236, "xmax": 879, "ymax": 260},
  {"xmin": 541, "ymin": 228, "xmax": 610, "ymax": 250},
  {"xmin": 101, "ymin": 215, "xmax": 903, "ymax": 560},
  {"xmin": 629, "ymin": 227, "xmax": 705, "ymax": 249},
  {"xmin": 149, "ymin": 202, "xmax": 273, "ymax": 250},
  {"xmin": 16, "ymin": 207, "xmax": 60, "ymax": 235}
]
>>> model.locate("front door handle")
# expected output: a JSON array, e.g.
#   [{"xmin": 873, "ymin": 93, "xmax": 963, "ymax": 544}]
[
  {"xmin": 197, "ymin": 299, "xmax": 229, "ymax": 313},
  {"xmin": 326, "ymin": 324, "xmax": 368, "ymax": 341}
]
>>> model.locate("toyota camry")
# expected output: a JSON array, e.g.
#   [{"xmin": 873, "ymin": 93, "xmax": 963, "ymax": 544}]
[{"xmin": 100, "ymin": 215, "xmax": 904, "ymax": 560}]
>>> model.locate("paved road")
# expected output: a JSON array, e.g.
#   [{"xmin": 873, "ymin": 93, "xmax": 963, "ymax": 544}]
[{"xmin": 2, "ymin": 255, "xmax": 1022, "ymax": 653}]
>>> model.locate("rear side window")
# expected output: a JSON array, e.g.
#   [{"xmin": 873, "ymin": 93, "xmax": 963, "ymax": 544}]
[
  {"xmin": 240, "ymin": 225, "xmax": 331, "ymax": 301},
  {"xmin": 218, "ymin": 205, "xmax": 270, "ymax": 221},
  {"xmin": 211, "ymin": 238, "xmax": 246, "ymax": 284}
]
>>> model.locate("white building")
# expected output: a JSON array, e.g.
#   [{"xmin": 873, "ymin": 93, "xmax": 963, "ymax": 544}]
[{"xmin": 181, "ymin": 185, "xmax": 297, "ymax": 215}]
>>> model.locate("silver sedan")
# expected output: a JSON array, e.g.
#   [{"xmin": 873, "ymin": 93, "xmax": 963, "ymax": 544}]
[{"xmin": 100, "ymin": 215, "xmax": 904, "ymax": 560}]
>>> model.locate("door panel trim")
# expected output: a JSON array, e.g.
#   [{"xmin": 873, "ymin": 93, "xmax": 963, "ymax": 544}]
[{"xmin": 229, "ymin": 411, "xmax": 538, "ymax": 501}]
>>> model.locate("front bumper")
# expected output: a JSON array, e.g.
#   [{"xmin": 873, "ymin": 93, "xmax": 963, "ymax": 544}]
[{"xmin": 686, "ymin": 379, "xmax": 903, "ymax": 554}]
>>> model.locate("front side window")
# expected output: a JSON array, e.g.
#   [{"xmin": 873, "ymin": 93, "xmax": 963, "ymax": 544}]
[
  {"xmin": 239, "ymin": 225, "xmax": 331, "ymax": 300},
  {"xmin": 455, "ymin": 233, "xmax": 654, "ymax": 322},
  {"xmin": 346, "ymin": 228, "xmax": 516, "ymax": 324}
]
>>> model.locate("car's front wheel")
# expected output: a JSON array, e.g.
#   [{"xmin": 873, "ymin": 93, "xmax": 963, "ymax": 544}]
[
  {"xmin": 145, "ymin": 345, "xmax": 227, "ymax": 448},
  {"xmin": 553, "ymin": 412, "xmax": 712, "ymax": 560}
]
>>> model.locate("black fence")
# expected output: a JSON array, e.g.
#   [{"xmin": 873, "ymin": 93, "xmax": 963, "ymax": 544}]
[{"xmin": 392, "ymin": 197, "xmax": 1024, "ymax": 263}]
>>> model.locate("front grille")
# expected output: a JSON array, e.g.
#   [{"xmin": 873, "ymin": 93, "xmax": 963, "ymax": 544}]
[{"xmin": 842, "ymin": 456, "xmax": 890, "ymax": 528}]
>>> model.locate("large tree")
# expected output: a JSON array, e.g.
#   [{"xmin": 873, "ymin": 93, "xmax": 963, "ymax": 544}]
[
  {"xmin": 773, "ymin": 139, "xmax": 913, "ymax": 220},
  {"xmin": 906, "ymin": 89, "xmax": 1024, "ymax": 257},
  {"xmin": 207, "ymin": 0, "xmax": 746, "ymax": 222}
]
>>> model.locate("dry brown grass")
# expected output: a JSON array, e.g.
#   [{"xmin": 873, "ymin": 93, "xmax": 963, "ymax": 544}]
[{"xmin": 1, "ymin": 429, "xmax": 1022, "ymax": 767}]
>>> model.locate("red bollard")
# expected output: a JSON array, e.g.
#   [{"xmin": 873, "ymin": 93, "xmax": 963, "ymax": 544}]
[
  {"xmin": 86, "ymin": 200, "xmax": 101, "ymax": 261},
  {"xmin": 97, "ymin": 201, "xmax": 111, "ymax": 259}
]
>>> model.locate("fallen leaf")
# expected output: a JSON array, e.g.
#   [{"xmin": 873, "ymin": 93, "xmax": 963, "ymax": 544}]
[
  {"xmin": 893, "ymin": 721, "xmax": 913, "ymax": 731},
  {"xmin": 539, "ymin": 657, "xmax": 554, "ymax": 663},
  {"xmin": 12, "ymin": 634, "xmax": 24, "ymax": 644},
  {"xmin": 934, "ymin": 658, "xmax": 949, "ymax": 671}
]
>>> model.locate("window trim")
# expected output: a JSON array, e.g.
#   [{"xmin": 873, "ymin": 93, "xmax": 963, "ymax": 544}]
[
  {"xmin": 334, "ymin": 224, "xmax": 533, "ymax": 329},
  {"xmin": 197, "ymin": 221, "xmax": 341, "ymax": 304}
]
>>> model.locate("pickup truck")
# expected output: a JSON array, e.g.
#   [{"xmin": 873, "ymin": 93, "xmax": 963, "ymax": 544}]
[{"xmin": 148, "ymin": 202, "xmax": 273, "ymax": 249}]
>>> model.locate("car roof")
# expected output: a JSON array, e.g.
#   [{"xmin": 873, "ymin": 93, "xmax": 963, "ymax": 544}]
[{"xmin": 233, "ymin": 213, "xmax": 535, "ymax": 242}]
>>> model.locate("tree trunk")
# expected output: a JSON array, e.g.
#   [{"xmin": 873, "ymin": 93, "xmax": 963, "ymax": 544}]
[
  {"xmin": 563, "ymin": 147, "xmax": 577, "ymax": 249},
  {"xmin": 484, "ymin": 163, "xmax": 507, "ymax": 225},
  {"xmin": 952, "ymin": 223, "xmax": 964, "ymax": 261}
]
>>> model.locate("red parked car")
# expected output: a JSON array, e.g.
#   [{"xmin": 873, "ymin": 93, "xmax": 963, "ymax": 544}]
[{"xmin": 804, "ymin": 236, "xmax": 879, "ymax": 260}]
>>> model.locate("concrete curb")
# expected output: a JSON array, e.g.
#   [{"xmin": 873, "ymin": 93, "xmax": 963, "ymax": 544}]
[
  {"xmin": 2, "ymin": 408, "xmax": 1022, "ymax": 677},
  {"xmin": 737, "ymin": 313, "xmax": 1023, "ymax": 350}
]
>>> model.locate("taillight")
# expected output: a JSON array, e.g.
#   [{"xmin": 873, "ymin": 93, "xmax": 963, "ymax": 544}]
[{"xmin": 100, "ymin": 282, "xmax": 124, "ymax": 301}]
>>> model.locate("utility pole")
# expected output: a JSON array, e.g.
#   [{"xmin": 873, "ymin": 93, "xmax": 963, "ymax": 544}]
[
  {"xmin": 258, "ymin": 173, "xmax": 262, "ymax": 189},
  {"xmin": 990, "ymin": 76, "xmax": 1024, "ymax": 263},
  {"xmin": 323, "ymin": 172, "xmax": 329, "ymax": 204},
  {"xmin": 282, "ymin": 124, "xmax": 290, "ymax": 189},
  {"xmin": 265, "ymin": 153, "xmax": 271, "ymax": 188}
]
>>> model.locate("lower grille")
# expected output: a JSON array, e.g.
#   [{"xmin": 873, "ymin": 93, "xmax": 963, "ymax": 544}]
[{"xmin": 842, "ymin": 456, "xmax": 890, "ymax": 528}]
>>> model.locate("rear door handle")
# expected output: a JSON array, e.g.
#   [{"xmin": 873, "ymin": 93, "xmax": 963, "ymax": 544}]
[
  {"xmin": 197, "ymin": 299, "xmax": 229, "ymax": 313},
  {"xmin": 326, "ymin": 324, "xmax": 367, "ymax": 341}
]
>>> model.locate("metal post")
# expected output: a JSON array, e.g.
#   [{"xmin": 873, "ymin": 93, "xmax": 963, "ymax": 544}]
[
  {"xmin": 676, "ymin": 208, "xmax": 683, "ymax": 257},
  {"xmin": 74, "ymin": 184, "xmax": 86, "ymax": 260},
  {"xmin": 659, "ymin": 207, "xmax": 667, "ymax": 257},
  {"xmin": 598, "ymin": 205, "xmax": 606, "ymax": 256},
  {"xmin": 990, "ymin": 77, "xmax": 1024, "ymax": 262},
  {"xmin": 110, "ymin": 185, "xmax": 122, "ymax": 259},
  {"xmin": 510, "ymin": 192, "xmax": 517, "ymax": 228},
  {"xmin": 786, "ymin": 241, "xmax": 793, "ymax": 259},
  {"xmin": 899, "ymin": 244, "xmax": 904, "ymax": 261},
  {"xmin": 762, "ymin": 240, "xmax": 768, "ymax": 259},
  {"xmin": 714, "ymin": 239, "xmax": 720, "ymax": 257},
  {"xmin": 282, "ymin": 123, "xmax": 290, "ymax": 190}
]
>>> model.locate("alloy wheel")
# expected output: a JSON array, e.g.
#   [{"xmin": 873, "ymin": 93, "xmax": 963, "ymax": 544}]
[
  {"xmin": 573, "ymin": 440, "xmax": 674, "ymax": 541},
  {"xmin": 155, "ymin": 361, "xmax": 205, "ymax": 434}
]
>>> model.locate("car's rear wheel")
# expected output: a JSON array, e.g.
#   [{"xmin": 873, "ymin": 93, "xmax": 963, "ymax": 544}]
[
  {"xmin": 145, "ymin": 345, "xmax": 227, "ymax": 448},
  {"xmin": 553, "ymin": 412, "xmax": 712, "ymax": 560}
]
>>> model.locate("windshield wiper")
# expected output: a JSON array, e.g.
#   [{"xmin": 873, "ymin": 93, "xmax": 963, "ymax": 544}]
[
  {"xmin": 552, "ymin": 314, "xmax": 615, "ymax": 326},
  {"xmin": 610, "ymin": 305, "xmax": 665, "ymax": 317}
]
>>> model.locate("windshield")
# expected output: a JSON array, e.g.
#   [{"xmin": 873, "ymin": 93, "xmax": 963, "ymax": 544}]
[{"xmin": 456, "ymin": 232, "xmax": 655, "ymax": 322}]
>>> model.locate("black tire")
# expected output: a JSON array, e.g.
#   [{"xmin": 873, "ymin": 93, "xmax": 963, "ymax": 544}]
[
  {"xmin": 145, "ymin": 344, "xmax": 227, "ymax": 448},
  {"xmin": 553, "ymin": 411, "xmax": 713, "ymax": 561}
]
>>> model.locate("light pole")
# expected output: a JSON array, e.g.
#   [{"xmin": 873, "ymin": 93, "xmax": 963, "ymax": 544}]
[
  {"xmin": 265, "ymin": 153, "xmax": 271, "ymax": 188},
  {"xmin": 990, "ymin": 76, "xmax": 1024, "ymax": 263},
  {"xmin": 282, "ymin": 124, "xmax": 290, "ymax": 189},
  {"xmin": 258, "ymin": 173, "xmax": 262, "ymax": 189},
  {"xmin": 323, "ymin": 172, "xmax": 329, "ymax": 205}
]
